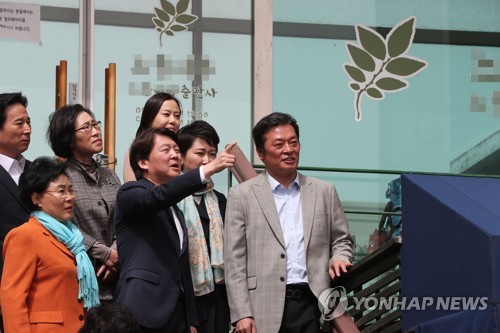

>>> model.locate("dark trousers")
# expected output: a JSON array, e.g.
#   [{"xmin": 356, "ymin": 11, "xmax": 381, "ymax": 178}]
[
  {"xmin": 140, "ymin": 296, "xmax": 188, "ymax": 333},
  {"xmin": 195, "ymin": 283, "xmax": 230, "ymax": 333},
  {"xmin": 278, "ymin": 284, "xmax": 321, "ymax": 333}
]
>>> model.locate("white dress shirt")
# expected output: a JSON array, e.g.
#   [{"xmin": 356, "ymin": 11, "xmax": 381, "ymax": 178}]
[
  {"xmin": 267, "ymin": 173, "xmax": 308, "ymax": 284},
  {"xmin": 0, "ymin": 154, "xmax": 26, "ymax": 185},
  {"xmin": 170, "ymin": 167, "xmax": 207, "ymax": 251},
  {"xmin": 170, "ymin": 207, "xmax": 184, "ymax": 251}
]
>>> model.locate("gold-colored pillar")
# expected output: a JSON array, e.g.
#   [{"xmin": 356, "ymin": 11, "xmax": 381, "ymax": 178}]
[
  {"xmin": 104, "ymin": 63, "xmax": 116, "ymax": 171},
  {"xmin": 55, "ymin": 60, "xmax": 67, "ymax": 109}
]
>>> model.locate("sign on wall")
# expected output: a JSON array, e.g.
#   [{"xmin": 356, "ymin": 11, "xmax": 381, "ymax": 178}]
[{"xmin": 0, "ymin": 2, "xmax": 40, "ymax": 43}]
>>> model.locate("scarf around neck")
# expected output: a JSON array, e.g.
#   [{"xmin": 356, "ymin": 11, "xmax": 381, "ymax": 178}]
[
  {"xmin": 32, "ymin": 210, "xmax": 100, "ymax": 308},
  {"xmin": 178, "ymin": 186, "xmax": 224, "ymax": 296}
]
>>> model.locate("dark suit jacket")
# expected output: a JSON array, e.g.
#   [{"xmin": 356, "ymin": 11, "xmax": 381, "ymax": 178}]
[
  {"xmin": 114, "ymin": 168, "xmax": 206, "ymax": 329},
  {"xmin": 0, "ymin": 161, "xmax": 30, "ymax": 281}
]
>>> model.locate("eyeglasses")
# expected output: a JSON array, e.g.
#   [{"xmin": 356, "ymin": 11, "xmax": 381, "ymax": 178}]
[
  {"xmin": 44, "ymin": 188, "xmax": 76, "ymax": 199},
  {"xmin": 75, "ymin": 121, "xmax": 101, "ymax": 133}
]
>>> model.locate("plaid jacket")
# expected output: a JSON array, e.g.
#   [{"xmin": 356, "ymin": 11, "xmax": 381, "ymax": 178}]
[{"xmin": 65, "ymin": 158, "xmax": 121, "ymax": 300}]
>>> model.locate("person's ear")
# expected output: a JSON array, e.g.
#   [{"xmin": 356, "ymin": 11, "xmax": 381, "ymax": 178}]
[
  {"xmin": 138, "ymin": 159, "xmax": 149, "ymax": 171},
  {"xmin": 256, "ymin": 148, "xmax": 265, "ymax": 161},
  {"xmin": 31, "ymin": 192, "xmax": 41, "ymax": 208}
]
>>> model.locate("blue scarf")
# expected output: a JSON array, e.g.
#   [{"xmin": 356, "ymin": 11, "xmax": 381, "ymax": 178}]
[{"xmin": 32, "ymin": 211, "xmax": 100, "ymax": 309}]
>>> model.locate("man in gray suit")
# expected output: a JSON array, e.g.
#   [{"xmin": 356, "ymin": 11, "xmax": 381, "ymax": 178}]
[{"xmin": 224, "ymin": 112, "xmax": 354, "ymax": 333}]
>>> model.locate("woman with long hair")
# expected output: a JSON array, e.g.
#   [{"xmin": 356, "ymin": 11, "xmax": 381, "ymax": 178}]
[{"xmin": 123, "ymin": 92, "xmax": 182, "ymax": 182}]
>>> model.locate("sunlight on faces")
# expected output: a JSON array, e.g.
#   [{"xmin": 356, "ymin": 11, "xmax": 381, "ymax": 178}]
[
  {"xmin": 139, "ymin": 134, "xmax": 182, "ymax": 184},
  {"xmin": 182, "ymin": 138, "xmax": 217, "ymax": 173},
  {"xmin": 32, "ymin": 174, "xmax": 75, "ymax": 222},
  {"xmin": 151, "ymin": 100, "xmax": 181, "ymax": 133},
  {"xmin": 257, "ymin": 124, "xmax": 300, "ymax": 183},
  {"xmin": 0, "ymin": 103, "xmax": 31, "ymax": 159}
]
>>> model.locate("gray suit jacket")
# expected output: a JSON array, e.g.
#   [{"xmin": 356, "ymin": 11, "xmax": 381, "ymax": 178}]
[{"xmin": 224, "ymin": 172, "xmax": 353, "ymax": 333}]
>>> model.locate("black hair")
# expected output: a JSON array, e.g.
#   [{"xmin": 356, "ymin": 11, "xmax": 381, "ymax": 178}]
[
  {"xmin": 252, "ymin": 112, "xmax": 300, "ymax": 154},
  {"xmin": 177, "ymin": 120, "xmax": 220, "ymax": 155},
  {"xmin": 136, "ymin": 92, "xmax": 182, "ymax": 137},
  {"xmin": 19, "ymin": 157, "xmax": 67, "ymax": 212},
  {"xmin": 130, "ymin": 127, "xmax": 178, "ymax": 180},
  {"xmin": 79, "ymin": 303, "xmax": 140, "ymax": 333},
  {"xmin": 0, "ymin": 92, "xmax": 28, "ymax": 129},
  {"xmin": 47, "ymin": 104, "xmax": 95, "ymax": 158}
]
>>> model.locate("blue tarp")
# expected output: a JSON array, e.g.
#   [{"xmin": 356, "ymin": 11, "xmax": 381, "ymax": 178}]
[{"xmin": 401, "ymin": 174, "xmax": 500, "ymax": 332}]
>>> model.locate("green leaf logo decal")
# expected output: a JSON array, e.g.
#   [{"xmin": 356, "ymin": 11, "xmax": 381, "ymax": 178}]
[
  {"xmin": 343, "ymin": 16, "xmax": 428, "ymax": 121},
  {"xmin": 153, "ymin": 18, "xmax": 165, "ymax": 28},
  {"xmin": 347, "ymin": 44, "xmax": 376, "ymax": 72},
  {"xmin": 155, "ymin": 8, "xmax": 170, "ymax": 22},
  {"xmin": 152, "ymin": 0, "xmax": 199, "ymax": 47},
  {"xmin": 375, "ymin": 77, "xmax": 408, "ymax": 91},
  {"xmin": 345, "ymin": 65, "xmax": 366, "ymax": 83},
  {"xmin": 161, "ymin": 0, "xmax": 176, "ymax": 15},
  {"xmin": 387, "ymin": 17, "xmax": 416, "ymax": 58},
  {"xmin": 366, "ymin": 87, "xmax": 384, "ymax": 99},
  {"xmin": 350, "ymin": 83, "xmax": 361, "ymax": 91},
  {"xmin": 176, "ymin": 0, "xmax": 189, "ymax": 13},
  {"xmin": 385, "ymin": 57, "xmax": 426, "ymax": 77},
  {"xmin": 170, "ymin": 24, "xmax": 188, "ymax": 32},
  {"xmin": 176, "ymin": 14, "xmax": 198, "ymax": 25},
  {"xmin": 357, "ymin": 26, "xmax": 386, "ymax": 61}
]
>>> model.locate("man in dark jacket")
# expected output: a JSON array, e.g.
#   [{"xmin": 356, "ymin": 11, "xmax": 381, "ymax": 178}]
[
  {"xmin": 0, "ymin": 92, "xmax": 32, "ymax": 329},
  {"xmin": 114, "ymin": 127, "xmax": 235, "ymax": 333}
]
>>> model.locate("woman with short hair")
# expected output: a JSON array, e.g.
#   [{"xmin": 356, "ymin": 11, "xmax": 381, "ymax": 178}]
[
  {"xmin": 47, "ymin": 104, "xmax": 121, "ymax": 302},
  {"xmin": 177, "ymin": 121, "xmax": 231, "ymax": 333},
  {"xmin": 1, "ymin": 157, "xmax": 99, "ymax": 333}
]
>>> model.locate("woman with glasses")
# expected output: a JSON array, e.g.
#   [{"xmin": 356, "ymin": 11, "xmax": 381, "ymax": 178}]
[
  {"xmin": 47, "ymin": 104, "xmax": 121, "ymax": 303},
  {"xmin": 123, "ymin": 92, "xmax": 182, "ymax": 182},
  {"xmin": 1, "ymin": 157, "xmax": 99, "ymax": 333}
]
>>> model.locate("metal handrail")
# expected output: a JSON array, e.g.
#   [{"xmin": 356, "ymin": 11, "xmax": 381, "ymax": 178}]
[
  {"xmin": 229, "ymin": 164, "xmax": 500, "ymax": 187},
  {"xmin": 227, "ymin": 164, "xmax": 500, "ymax": 216},
  {"xmin": 278, "ymin": 164, "xmax": 500, "ymax": 178},
  {"xmin": 345, "ymin": 209, "xmax": 400, "ymax": 216}
]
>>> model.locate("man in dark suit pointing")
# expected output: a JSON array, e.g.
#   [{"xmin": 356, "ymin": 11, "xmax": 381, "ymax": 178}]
[{"xmin": 114, "ymin": 127, "xmax": 235, "ymax": 333}]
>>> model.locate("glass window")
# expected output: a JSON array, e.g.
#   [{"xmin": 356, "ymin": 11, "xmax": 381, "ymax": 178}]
[
  {"xmin": 0, "ymin": 2, "xmax": 79, "ymax": 160},
  {"xmin": 93, "ymin": 1, "xmax": 253, "ymax": 187},
  {"xmin": 273, "ymin": 0, "xmax": 500, "ymax": 254}
]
